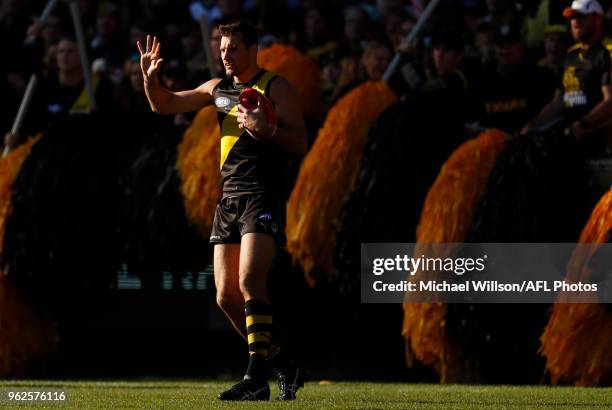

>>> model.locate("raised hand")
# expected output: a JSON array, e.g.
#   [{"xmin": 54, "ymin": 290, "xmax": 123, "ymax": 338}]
[{"xmin": 137, "ymin": 34, "xmax": 164, "ymax": 82}]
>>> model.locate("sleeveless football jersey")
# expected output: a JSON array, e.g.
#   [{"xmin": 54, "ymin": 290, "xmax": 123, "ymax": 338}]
[{"xmin": 212, "ymin": 68, "xmax": 285, "ymax": 195}]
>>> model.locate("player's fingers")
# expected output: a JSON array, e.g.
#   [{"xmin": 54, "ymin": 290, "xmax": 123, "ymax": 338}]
[
  {"xmin": 154, "ymin": 41, "xmax": 161, "ymax": 58},
  {"xmin": 152, "ymin": 36, "xmax": 158, "ymax": 52},
  {"xmin": 137, "ymin": 41, "xmax": 144, "ymax": 55},
  {"xmin": 146, "ymin": 34, "xmax": 151, "ymax": 52}
]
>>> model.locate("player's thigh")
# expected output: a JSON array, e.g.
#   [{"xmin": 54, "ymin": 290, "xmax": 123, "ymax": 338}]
[
  {"xmin": 213, "ymin": 243, "xmax": 241, "ymax": 297},
  {"xmin": 238, "ymin": 233, "xmax": 275, "ymax": 289}
]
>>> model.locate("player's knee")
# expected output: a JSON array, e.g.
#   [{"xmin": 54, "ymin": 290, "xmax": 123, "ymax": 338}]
[
  {"xmin": 216, "ymin": 289, "xmax": 241, "ymax": 312},
  {"xmin": 238, "ymin": 272, "xmax": 265, "ymax": 298}
]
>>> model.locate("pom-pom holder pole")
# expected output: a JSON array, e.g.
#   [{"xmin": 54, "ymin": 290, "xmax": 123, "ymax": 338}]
[
  {"xmin": 382, "ymin": 0, "xmax": 442, "ymax": 82},
  {"xmin": 3, "ymin": 0, "xmax": 58, "ymax": 158},
  {"xmin": 68, "ymin": 0, "xmax": 96, "ymax": 113}
]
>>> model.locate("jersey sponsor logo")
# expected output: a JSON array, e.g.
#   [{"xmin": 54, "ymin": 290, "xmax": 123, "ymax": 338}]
[
  {"xmin": 215, "ymin": 96, "xmax": 231, "ymax": 108},
  {"xmin": 564, "ymin": 90, "xmax": 588, "ymax": 107}
]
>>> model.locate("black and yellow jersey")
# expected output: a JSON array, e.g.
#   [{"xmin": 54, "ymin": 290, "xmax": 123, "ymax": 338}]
[
  {"xmin": 560, "ymin": 39, "xmax": 612, "ymax": 120},
  {"xmin": 212, "ymin": 68, "xmax": 285, "ymax": 195},
  {"xmin": 477, "ymin": 64, "xmax": 555, "ymax": 133}
]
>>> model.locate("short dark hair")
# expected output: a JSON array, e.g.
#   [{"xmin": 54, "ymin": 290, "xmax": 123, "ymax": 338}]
[{"xmin": 219, "ymin": 21, "xmax": 258, "ymax": 48}]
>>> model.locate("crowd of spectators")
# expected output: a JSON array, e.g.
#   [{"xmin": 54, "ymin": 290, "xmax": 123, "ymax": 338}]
[{"xmin": 1, "ymin": 0, "xmax": 612, "ymax": 152}]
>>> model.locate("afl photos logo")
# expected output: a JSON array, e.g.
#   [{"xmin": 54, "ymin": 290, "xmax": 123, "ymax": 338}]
[{"xmin": 215, "ymin": 96, "xmax": 230, "ymax": 109}]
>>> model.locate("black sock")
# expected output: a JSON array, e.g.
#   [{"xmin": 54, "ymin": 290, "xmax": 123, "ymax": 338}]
[{"xmin": 244, "ymin": 299, "xmax": 273, "ymax": 380}]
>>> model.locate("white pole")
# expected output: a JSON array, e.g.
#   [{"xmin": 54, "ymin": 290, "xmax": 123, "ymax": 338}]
[
  {"xmin": 382, "ymin": 0, "xmax": 442, "ymax": 82},
  {"xmin": 68, "ymin": 0, "xmax": 97, "ymax": 111},
  {"xmin": 4, "ymin": 0, "xmax": 58, "ymax": 157}
]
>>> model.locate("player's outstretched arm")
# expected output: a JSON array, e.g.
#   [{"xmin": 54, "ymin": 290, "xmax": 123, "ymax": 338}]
[{"xmin": 137, "ymin": 34, "xmax": 220, "ymax": 114}]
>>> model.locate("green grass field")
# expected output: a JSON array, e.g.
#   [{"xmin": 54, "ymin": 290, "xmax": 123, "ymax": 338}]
[{"xmin": 0, "ymin": 380, "xmax": 610, "ymax": 409}]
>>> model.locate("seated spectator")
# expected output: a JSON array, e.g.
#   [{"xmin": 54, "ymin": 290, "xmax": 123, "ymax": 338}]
[
  {"xmin": 385, "ymin": 10, "xmax": 411, "ymax": 52},
  {"xmin": 90, "ymin": 3, "xmax": 127, "ymax": 73},
  {"xmin": 5, "ymin": 37, "xmax": 116, "ymax": 151},
  {"xmin": 475, "ymin": 24, "xmax": 556, "ymax": 133},
  {"xmin": 208, "ymin": 21, "xmax": 224, "ymax": 78},
  {"xmin": 483, "ymin": 0, "xmax": 522, "ymax": 27},
  {"xmin": 331, "ymin": 39, "xmax": 393, "ymax": 103},
  {"xmin": 341, "ymin": 5, "xmax": 372, "ymax": 55},
  {"xmin": 160, "ymin": 59, "xmax": 193, "ymax": 129},
  {"xmin": 377, "ymin": 0, "xmax": 407, "ymax": 22},
  {"xmin": 181, "ymin": 27, "xmax": 208, "ymax": 87},
  {"xmin": 421, "ymin": 32, "xmax": 478, "ymax": 127},
  {"xmin": 116, "ymin": 57, "xmax": 151, "ymax": 115},
  {"xmin": 537, "ymin": 24, "xmax": 570, "ymax": 79},
  {"xmin": 302, "ymin": 5, "xmax": 341, "ymax": 66},
  {"xmin": 474, "ymin": 20, "xmax": 496, "ymax": 70}
]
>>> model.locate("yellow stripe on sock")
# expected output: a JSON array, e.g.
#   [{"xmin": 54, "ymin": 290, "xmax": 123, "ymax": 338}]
[
  {"xmin": 248, "ymin": 332, "xmax": 271, "ymax": 345},
  {"xmin": 246, "ymin": 315, "xmax": 273, "ymax": 327}
]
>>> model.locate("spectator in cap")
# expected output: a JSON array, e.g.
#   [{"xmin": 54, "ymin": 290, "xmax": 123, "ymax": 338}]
[
  {"xmin": 420, "ymin": 31, "xmax": 478, "ymax": 131},
  {"xmin": 474, "ymin": 20, "xmax": 496, "ymax": 70},
  {"xmin": 431, "ymin": 32, "xmax": 465, "ymax": 77},
  {"xmin": 474, "ymin": 24, "xmax": 556, "ymax": 133},
  {"xmin": 483, "ymin": 0, "xmax": 521, "ymax": 27},
  {"xmin": 538, "ymin": 24, "xmax": 571, "ymax": 79},
  {"xmin": 522, "ymin": 0, "xmax": 612, "ymax": 156},
  {"xmin": 493, "ymin": 24, "xmax": 525, "ymax": 75}
]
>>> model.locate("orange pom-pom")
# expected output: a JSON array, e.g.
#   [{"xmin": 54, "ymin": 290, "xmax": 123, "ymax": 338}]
[
  {"xmin": 176, "ymin": 106, "xmax": 221, "ymax": 237},
  {"xmin": 286, "ymin": 81, "xmax": 397, "ymax": 286},
  {"xmin": 257, "ymin": 44, "xmax": 322, "ymax": 116},
  {"xmin": 403, "ymin": 129, "xmax": 507, "ymax": 382},
  {"xmin": 540, "ymin": 186, "xmax": 612, "ymax": 386}
]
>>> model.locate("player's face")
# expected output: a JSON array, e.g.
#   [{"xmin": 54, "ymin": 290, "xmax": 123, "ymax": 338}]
[{"xmin": 220, "ymin": 34, "xmax": 254, "ymax": 77}]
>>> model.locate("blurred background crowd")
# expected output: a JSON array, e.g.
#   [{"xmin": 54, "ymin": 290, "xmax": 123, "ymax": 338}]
[{"xmin": 2, "ymin": 0, "xmax": 610, "ymax": 147}]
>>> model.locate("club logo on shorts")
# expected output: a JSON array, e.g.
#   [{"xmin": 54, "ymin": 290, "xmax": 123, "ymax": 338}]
[
  {"xmin": 257, "ymin": 213, "xmax": 273, "ymax": 221},
  {"xmin": 215, "ymin": 96, "xmax": 230, "ymax": 108}
]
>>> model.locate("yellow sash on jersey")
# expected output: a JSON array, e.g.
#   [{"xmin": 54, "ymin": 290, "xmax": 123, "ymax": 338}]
[{"xmin": 219, "ymin": 70, "xmax": 277, "ymax": 169}]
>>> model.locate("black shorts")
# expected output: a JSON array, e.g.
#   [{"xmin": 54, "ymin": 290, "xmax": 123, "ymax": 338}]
[{"xmin": 209, "ymin": 193, "xmax": 287, "ymax": 247}]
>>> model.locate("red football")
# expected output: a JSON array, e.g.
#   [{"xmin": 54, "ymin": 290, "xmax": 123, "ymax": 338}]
[{"xmin": 239, "ymin": 87, "xmax": 277, "ymax": 129}]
